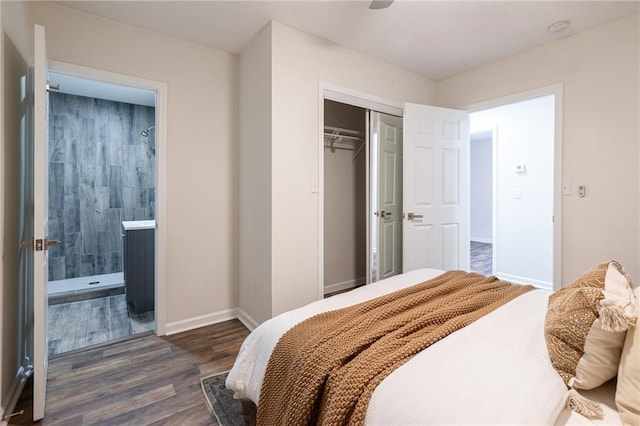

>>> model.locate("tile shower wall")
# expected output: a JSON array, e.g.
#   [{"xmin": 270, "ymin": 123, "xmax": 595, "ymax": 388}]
[{"xmin": 48, "ymin": 92, "xmax": 155, "ymax": 280}]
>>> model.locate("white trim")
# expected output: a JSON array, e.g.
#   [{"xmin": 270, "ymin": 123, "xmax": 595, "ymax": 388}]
[
  {"xmin": 552, "ymin": 87, "xmax": 563, "ymax": 290},
  {"xmin": 236, "ymin": 309, "xmax": 259, "ymax": 332},
  {"xmin": 464, "ymin": 84, "xmax": 562, "ymax": 112},
  {"xmin": 0, "ymin": 4, "xmax": 4, "ymax": 419},
  {"xmin": 470, "ymin": 237, "xmax": 492, "ymax": 244},
  {"xmin": 155, "ymin": 81, "xmax": 168, "ymax": 336},
  {"xmin": 322, "ymin": 83, "xmax": 403, "ymax": 117},
  {"xmin": 47, "ymin": 60, "xmax": 169, "ymax": 334},
  {"xmin": 495, "ymin": 272, "xmax": 553, "ymax": 291},
  {"xmin": 318, "ymin": 82, "xmax": 404, "ymax": 301},
  {"xmin": 491, "ymin": 125, "xmax": 499, "ymax": 277},
  {"xmin": 165, "ymin": 309, "xmax": 240, "ymax": 336},
  {"xmin": 365, "ymin": 109, "xmax": 371, "ymax": 284},
  {"xmin": 318, "ymin": 83, "xmax": 325, "ymax": 301},
  {"xmin": 324, "ymin": 277, "xmax": 366, "ymax": 294},
  {"xmin": 464, "ymin": 83, "xmax": 563, "ymax": 290}
]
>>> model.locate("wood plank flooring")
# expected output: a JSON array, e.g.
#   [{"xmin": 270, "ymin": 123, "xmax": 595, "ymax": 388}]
[
  {"xmin": 470, "ymin": 241, "xmax": 492, "ymax": 276},
  {"xmin": 10, "ymin": 319, "xmax": 250, "ymax": 425}
]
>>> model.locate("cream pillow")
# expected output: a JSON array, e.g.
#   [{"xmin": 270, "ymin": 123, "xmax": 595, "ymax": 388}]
[
  {"xmin": 545, "ymin": 261, "xmax": 637, "ymax": 419},
  {"xmin": 616, "ymin": 284, "xmax": 640, "ymax": 426}
]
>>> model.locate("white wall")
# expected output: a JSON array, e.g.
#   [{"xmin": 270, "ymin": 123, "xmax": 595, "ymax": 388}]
[
  {"xmin": 470, "ymin": 134, "xmax": 492, "ymax": 243},
  {"xmin": 471, "ymin": 96, "xmax": 555, "ymax": 288},
  {"xmin": 31, "ymin": 2, "xmax": 239, "ymax": 327},
  {"xmin": 268, "ymin": 21, "xmax": 437, "ymax": 317},
  {"xmin": 238, "ymin": 23, "xmax": 272, "ymax": 327},
  {"xmin": 438, "ymin": 14, "xmax": 639, "ymax": 284},
  {"xmin": 0, "ymin": 1, "xmax": 31, "ymax": 61},
  {"xmin": 1, "ymin": 0, "xmax": 32, "ymax": 416}
]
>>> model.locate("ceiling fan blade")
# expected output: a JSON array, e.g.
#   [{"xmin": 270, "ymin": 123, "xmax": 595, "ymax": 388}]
[{"xmin": 369, "ymin": 0, "xmax": 394, "ymax": 10}]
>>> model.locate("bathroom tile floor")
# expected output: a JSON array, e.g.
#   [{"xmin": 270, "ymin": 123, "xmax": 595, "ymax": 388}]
[{"xmin": 48, "ymin": 294, "xmax": 154, "ymax": 356}]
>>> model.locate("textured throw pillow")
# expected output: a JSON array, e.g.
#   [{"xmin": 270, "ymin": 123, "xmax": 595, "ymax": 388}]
[
  {"xmin": 545, "ymin": 261, "xmax": 637, "ymax": 419},
  {"xmin": 616, "ymin": 284, "xmax": 640, "ymax": 426}
]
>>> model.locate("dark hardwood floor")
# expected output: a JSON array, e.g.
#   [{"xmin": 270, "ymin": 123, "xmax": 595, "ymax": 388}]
[{"xmin": 10, "ymin": 319, "xmax": 250, "ymax": 425}]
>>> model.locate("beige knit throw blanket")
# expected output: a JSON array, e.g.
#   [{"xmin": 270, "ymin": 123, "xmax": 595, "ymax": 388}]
[{"xmin": 257, "ymin": 271, "xmax": 534, "ymax": 426}]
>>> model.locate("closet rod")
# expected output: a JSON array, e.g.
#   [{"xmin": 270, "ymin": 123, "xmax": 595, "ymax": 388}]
[
  {"xmin": 324, "ymin": 125, "xmax": 363, "ymax": 138},
  {"xmin": 323, "ymin": 132, "xmax": 362, "ymax": 142}
]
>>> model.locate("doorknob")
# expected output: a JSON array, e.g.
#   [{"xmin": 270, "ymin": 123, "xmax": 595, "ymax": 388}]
[
  {"xmin": 375, "ymin": 210, "xmax": 392, "ymax": 219},
  {"xmin": 406, "ymin": 212, "xmax": 424, "ymax": 220}
]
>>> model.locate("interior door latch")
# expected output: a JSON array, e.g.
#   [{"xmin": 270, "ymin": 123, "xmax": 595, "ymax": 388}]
[
  {"xmin": 19, "ymin": 238, "xmax": 44, "ymax": 251},
  {"xmin": 19, "ymin": 238, "xmax": 61, "ymax": 251}
]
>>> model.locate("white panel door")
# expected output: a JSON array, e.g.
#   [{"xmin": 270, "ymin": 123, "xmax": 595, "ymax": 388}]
[
  {"xmin": 374, "ymin": 112, "xmax": 403, "ymax": 280},
  {"xmin": 403, "ymin": 103, "xmax": 469, "ymax": 272},
  {"xmin": 33, "ymin": 24, "xmax": 50, "ymax": 421}
]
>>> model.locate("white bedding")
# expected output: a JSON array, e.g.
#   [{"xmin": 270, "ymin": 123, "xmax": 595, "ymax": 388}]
[{"xmin": 226, "ymin": 269, "xmax": 598, "ymax": 425}]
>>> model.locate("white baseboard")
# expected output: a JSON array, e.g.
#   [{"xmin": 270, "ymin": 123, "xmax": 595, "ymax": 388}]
[
  {"xmin": 236, "ymin": 309, "xmax": 259, "ymax": 332},
  {"xmin": 494, "ymin": 272, "xmax": 553, "ymax": 291},
  {"xmin": 470, "ymin": 237, "xmax": 493, "ymax": 244},
  {"xmin": 165, "ymin": 308, "xmax": 239, "ymax": 335},
  {"xmin": 324, "ymin": 276, "xmax": 366, "ymax": 294}
]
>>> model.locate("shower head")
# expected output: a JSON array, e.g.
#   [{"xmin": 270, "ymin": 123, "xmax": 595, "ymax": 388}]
[{"xmin": 140, "ymin": 125, "xmax": 156, "ymax": 137}]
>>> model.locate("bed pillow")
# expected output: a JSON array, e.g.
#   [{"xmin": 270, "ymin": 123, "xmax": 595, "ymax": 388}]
[
  {"xmin": 616, "ymin": 283, "xmax": 640, "ymax": 425},
  {"xmin": 544, "ymin": 261, "xmax": 636, "ymax": 392}
]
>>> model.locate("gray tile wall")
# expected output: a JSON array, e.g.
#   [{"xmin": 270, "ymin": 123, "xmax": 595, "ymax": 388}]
[{"xmin": 48, "ymin": 92, "xmax": 155, "ymax": 280}]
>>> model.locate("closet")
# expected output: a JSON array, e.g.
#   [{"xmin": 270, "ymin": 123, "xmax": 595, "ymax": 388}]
[
  {"xmin": 323, "ymin": 99, "xmax": 404, "ymax": 295},
  {"xmin": 323, "ymin": 100, "xmax": 367, "ymax": 295}
]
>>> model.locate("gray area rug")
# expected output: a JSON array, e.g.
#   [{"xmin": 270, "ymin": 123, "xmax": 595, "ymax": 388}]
[{"xmin": 201, "ymin": 371, "xmax": 257, "ymax": 426}]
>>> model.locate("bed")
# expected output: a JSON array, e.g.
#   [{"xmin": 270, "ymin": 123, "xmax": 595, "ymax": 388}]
[{"xmin": 226, "ymin": 267, "xmax": 636, "ymax": 425}]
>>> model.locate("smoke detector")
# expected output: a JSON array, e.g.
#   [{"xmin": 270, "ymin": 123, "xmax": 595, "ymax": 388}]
[{"xmin": 547, "ymin": 20, "xmax": 570, "ymax": 34}]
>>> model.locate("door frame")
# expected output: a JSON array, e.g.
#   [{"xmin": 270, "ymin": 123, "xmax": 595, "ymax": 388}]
[
  {"xmin": 463, "ymin": 83, "xmax": 563, "ymax": 290},
  {"xmin": 48, "ymin": 60, "xmax": 169, "ymax": 334},
  {"xmin": 317, "ymin": 82, "xmax": 403, "ymax": 299}
]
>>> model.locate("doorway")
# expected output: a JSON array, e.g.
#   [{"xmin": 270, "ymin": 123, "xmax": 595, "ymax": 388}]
[
  {"xmin": 29, "ymin": 26, "xmax": 168, "ymax": 420},
  {"xmin": 469, "ymin": 94, "xmax": 557, "ymax": 289},
  {"xmin": 322, "ymin": 99, "xmax": 403, "ymax": 296},
  {"xmin": 46, "ymin": 72, "xmax": 157, "ymax": 355},
  {"xmin": 469, "ymin": 130, "xmax": 493, "ymax": 276}
]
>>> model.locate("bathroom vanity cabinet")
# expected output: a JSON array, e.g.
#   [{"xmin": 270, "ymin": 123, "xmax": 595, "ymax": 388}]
[{"xmin": 122, "ymin": 220, "xmax": 155, "ymax": 314}]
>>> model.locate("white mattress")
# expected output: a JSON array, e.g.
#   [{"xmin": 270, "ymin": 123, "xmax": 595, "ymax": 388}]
[{"xmin": 226, "ymin": 268, "xmax": 617, "ymax": 425}]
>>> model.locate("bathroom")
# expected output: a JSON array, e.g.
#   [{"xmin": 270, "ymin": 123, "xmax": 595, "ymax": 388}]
[{"xmin": 46, "ymin": 73, "xmax": 157, "ymax": 355}]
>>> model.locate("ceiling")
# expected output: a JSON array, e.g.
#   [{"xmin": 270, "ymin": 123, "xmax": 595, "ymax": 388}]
[{"xmin": 57, "ymin": 1, "xmax": 638, "ymax": 80}]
